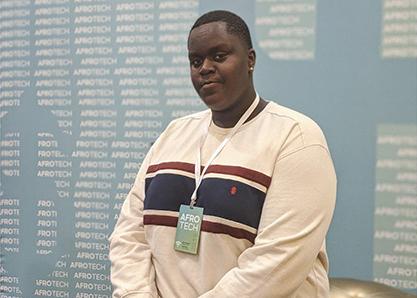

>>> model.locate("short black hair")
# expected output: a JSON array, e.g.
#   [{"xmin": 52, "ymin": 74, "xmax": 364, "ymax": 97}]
[{"xmin": 190, "ymin": 10, "xmax": 253, "ymax": 49}]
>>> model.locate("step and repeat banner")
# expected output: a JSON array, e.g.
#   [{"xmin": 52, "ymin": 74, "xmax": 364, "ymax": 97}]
[{"xmin": 0, "ymin": 0, "xmax": 416, "ymax": 297}]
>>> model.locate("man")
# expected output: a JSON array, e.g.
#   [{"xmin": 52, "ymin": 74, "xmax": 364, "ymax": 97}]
[{"xmin": 110, "ymin": 10, "xmax": 336, "ymax": 298}]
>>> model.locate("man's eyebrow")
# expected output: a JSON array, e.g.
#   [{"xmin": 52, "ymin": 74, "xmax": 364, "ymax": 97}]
[{"xmin": 188, "ymin": 43, "xmax": 231, "ymax": 57}]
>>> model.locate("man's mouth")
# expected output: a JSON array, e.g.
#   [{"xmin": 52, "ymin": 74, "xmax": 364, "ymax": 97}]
[{"xmin": 200, "ymin": 80, "xmax": 220, "ymax": 89}]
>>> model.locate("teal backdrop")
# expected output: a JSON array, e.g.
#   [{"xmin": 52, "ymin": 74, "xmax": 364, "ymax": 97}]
[{"xmin": 0, "ymin": 0, "xmax": 416, "ymax": 297}]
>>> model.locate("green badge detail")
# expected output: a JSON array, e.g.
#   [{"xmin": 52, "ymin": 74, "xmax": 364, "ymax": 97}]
[{"xmin": 174, "ymin": 204, "xmax": 204, "ymax": 255}]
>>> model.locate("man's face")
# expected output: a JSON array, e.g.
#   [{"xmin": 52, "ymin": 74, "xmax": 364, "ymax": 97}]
[{"xmin": 188, "ymin": 22, "xmax": 254, "ymax": 112}]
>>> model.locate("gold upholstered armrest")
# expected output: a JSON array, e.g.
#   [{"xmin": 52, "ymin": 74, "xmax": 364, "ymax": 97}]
[{"xmin": 329, "ymin": 278, "xmax": 417, "ymax": 298}]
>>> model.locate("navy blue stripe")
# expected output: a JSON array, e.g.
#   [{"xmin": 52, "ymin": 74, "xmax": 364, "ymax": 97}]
[
  {"xmin": 144, "ymin": 174, "xmax": 265, "ymax": 229},
  {"xmin": 144, "ymin": 174, "xmax": 193, "ymax": 212}
]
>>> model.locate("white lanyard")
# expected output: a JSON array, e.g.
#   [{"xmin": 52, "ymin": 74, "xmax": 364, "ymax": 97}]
[{"xmin": 190, "ymin": 94, "xmax": 260, "ymax": 207}]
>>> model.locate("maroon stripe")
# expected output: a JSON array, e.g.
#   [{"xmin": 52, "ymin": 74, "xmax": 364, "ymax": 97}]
[
  {"xmin": 143, "ymin": 214, "xmax": 256, "ymax": 243},
  {"xmin": 143, "ymin": 214, "xmax": 178, "ymax": 227},
  {"xmin": 206, "ymin": 165, "xmax": 271, "ymax": 188},
  {"xmin": 147, "ymin": 162, "xmax": 271, "ymax": 188},
  {"xmin": 202, "ymin": 220, "xmax": 256, "ymax": 243},
  {"xmin": 147, "ymin": 162, "xmax": 195, "ymax": 174}
]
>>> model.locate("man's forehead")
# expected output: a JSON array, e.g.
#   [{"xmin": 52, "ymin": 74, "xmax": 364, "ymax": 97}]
[
  {"xmin": 188, "ymin": 21, "xmax": 235, "ymax": 45},
  {"xmin": 188, "ymin": 22, "xmax": 242, "ymax": 53},
  {"xmin": 190, "ymin": 21, "xmax": 227, "ymax": 35}
]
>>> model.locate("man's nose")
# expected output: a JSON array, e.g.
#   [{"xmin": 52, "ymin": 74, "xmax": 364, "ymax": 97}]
[{"xmin": 199, "ymin": 58, "xmax": 214, "ymax": 75}]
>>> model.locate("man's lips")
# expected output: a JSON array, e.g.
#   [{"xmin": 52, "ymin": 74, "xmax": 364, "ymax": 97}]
[{"xmin": 200, "ymin": 80, "xmax": 221, "ymax": 89}]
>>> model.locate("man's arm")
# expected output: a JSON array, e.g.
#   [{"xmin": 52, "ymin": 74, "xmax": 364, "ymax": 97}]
[
  {"xmin": 109, "ymin": 149, "xmax": 159, "ymax": 298},
  {"xmin": 200, "ymin": 145, "xmax": 337, "ymax": 298}
]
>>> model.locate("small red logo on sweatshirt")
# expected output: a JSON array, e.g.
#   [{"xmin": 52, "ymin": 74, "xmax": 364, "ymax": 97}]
[{"xmin": 230, "ymin": 186, "xmax": 237, "ymax": 195}]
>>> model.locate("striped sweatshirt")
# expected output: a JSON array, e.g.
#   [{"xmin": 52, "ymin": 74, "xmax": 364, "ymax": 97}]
[{"xmin": 109, "ymin": 101, "xmax": 337, "ymax": 298}]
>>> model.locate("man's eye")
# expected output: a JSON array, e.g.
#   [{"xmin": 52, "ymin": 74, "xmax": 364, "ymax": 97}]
[
  {"xmin": 214, "ymin": 54, "xmax": 227, "ymax": 62},
  {"xmin": 190, "ymin": 58, "xmax": 202, "ymax": 67}
]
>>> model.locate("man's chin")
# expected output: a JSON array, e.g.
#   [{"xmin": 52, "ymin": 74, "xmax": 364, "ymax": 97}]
[{"xmin": 200, "ymin": 94, "xmax": 225, "ymax": 110}]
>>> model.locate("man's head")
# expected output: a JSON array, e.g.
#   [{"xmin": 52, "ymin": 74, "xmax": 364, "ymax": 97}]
[
  {"xmin": 189, "ymin": 10, "xmax": 253, "ymax": 49},
  {"xmin": 187, "ymin": 11, "xmax": 256, "ymax": 113}
]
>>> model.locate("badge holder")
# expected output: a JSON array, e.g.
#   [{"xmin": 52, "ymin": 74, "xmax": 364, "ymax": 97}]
[{"xmin": 174, "ymin": 204, "xmax": 204, "ymax": 254}]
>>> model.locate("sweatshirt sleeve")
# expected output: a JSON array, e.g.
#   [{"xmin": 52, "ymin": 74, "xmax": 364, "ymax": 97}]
[
  {"xmin": 109, "ymin": 147, "xmax": 159, "ymax": 298},
  {"xmin": 199, "ymin": 144, "xmax": 337, "ymax": 298}
]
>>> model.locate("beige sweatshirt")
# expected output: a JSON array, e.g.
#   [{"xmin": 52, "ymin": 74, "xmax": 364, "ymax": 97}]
[{"xmin": 109, "ymin": 101, "xmax": 337, "ymax": 298}]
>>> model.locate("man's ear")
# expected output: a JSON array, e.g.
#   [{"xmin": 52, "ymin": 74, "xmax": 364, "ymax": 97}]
[{"xmin": 248, "ymin": 48, "xmax": 256, "ymax": 71}]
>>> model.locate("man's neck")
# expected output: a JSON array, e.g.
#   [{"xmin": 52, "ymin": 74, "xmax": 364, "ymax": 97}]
[{"xmin": 211, "ymin": 91, "xmax": 267, "ymax": 128}]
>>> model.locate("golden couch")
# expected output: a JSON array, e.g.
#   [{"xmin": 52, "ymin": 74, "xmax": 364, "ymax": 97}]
[{"xmin": 330, "ymin": 278, "xmax": 417, "ymax": 298}]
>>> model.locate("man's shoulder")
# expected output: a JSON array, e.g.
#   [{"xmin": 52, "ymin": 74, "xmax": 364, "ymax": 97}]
[
  {"xmin": 154, "ymin": 109, "xmax": 210, "ymax": 145},
  {"xmin": 167, "ymin": 109, "xmax": 210, "ymax": 130},
  {"xmin": 264, "ymin": 101, "xmax": 317, "ymax": 126},
  {"xmin": 264, "ymin": 100, "xmax": 328, "ymax": 148}
]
